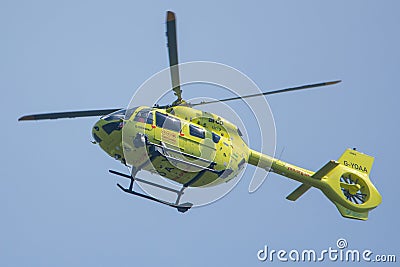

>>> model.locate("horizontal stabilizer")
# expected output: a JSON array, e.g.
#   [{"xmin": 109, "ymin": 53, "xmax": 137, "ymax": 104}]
[
  {"xmin": 286, "ymin": 160, "xmax": 339, "ymax": 201},
  {"xmin": 312, "ymin": 160, "xmax": 339, "ymax": 180},
  {"xmin": 286, "ymin": 184, "xmax": 311, "ymax": 201}
]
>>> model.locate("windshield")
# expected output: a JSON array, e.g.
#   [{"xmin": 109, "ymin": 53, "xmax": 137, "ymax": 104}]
[
  {"xmin": 102, "ymin": 109, "xmax": 126, "ymax": 121},
  {"xmin": 134, "ymin": 108, "xmax": 153, "ymax": 124}
]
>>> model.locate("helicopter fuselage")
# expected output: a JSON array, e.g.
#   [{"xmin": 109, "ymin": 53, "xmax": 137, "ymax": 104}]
[{"xmin": 92, "ymin": 106, "xmax": 250, "ymax": 187}]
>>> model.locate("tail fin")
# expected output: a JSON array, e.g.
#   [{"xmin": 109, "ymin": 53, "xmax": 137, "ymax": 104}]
[
  {"xmin": 337, "ymin": 148, "xmax": 374, "ymax": 176},
  {"xmin": 286, "ymin": 149, "xmax": 382, "ymax": 221}
]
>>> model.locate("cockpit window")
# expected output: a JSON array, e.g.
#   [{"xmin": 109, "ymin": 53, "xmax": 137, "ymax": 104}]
[
  {"xmin": 156, "ymin": 111, "xmax": 181, "ymax": 132},
  {"xmin": 103, "ymin": 109, "xmax": 126, "ymax": 121},
  {"xmin": 125, "ymin": 108, "xmax": 136, "ymax": 120},
  {"xmin": 134, "ymin": 109, "xmax": 153, "ymax": 124},
  {"xmin": 102, "ymin": 121, "xmax": 123, "ymax": 135}
]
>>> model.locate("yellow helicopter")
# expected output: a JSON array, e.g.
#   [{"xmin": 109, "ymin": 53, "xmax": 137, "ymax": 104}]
[{"xmin": 19, "ymin": 11, "xmax": 381, "ymax": 220}]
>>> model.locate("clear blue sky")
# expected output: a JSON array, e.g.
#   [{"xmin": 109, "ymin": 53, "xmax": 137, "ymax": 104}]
[{"xmin": 1, "ymin": 1, "xmax": 399, "ymax": 266}]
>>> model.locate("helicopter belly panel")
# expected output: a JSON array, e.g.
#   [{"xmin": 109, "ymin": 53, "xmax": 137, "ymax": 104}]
[
  {"xmin": 122, "ymin": 138, "xmax": 238, "ymax": 187},
  {"xmin": 141, "ymin": 153, "xmax": 236, "ymax": 187}
]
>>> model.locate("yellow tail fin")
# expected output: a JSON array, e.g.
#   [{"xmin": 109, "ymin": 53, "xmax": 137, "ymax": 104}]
[{"xmin": 338, "ymin": 148, "xmax": 374, "ymax": 176}]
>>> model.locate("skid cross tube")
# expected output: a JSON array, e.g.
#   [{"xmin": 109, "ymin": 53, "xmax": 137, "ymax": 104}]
[{"xmin": 109, "ymin": 169, "xmax": 181, "ymax": 194}]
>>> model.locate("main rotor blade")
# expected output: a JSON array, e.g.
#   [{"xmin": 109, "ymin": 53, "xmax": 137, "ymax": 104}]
[
  {"xmin": 166, "ymin": 11, "xmax": 182, "ymax": 102},
  {"xmin": 18, "ymin": 108, "xmax": 122, "ymax": 121},
  {"xmin": 191, "ymin": 80, "xmax": 341, "ymax": 107}
]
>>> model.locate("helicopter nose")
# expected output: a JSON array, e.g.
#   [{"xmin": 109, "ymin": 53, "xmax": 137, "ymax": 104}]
[{"xmin": 92, "ymin": 122, "xmax": 102, "ymax": 143}]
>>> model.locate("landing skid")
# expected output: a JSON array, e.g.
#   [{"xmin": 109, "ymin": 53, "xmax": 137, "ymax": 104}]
[{"xmin": 109, "ymin": 169, "xmax": 193, "ymax": 213}]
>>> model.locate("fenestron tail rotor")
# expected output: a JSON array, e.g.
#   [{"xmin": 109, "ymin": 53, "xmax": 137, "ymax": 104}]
[
  {"xmin": 340, "ymin": 174, "xmax": 368, "ymax": 205},
  {"xmin": 18, "ymin": 108, "xmax": 122, "ymax": 121},
  {"xmin": 166, "ymin": 11, "xmax": 183, "ymax": 105}
]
